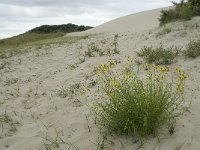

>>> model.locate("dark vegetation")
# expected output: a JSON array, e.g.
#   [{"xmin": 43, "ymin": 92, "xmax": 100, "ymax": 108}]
[
  {"xmin": 159, "ymin": 0, "xmax": 200, "ymax": 25},
  {"xmin": 28, "ymin": 23, "xmax": 93, "ymax": 34}
]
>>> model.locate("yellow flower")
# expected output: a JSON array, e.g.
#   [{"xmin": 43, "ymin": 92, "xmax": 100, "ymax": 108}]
[
  {"xmin": 111, "ymin": 81, "xmax": 120, "ymax": 86},
  {"xmin": 147, "ymin": 72, "xmax": 152, "ymax": 80},
  {"xmin": 176, "ymin": 84, "xmax": 185, "ymax": 93},
  {"xmin": 176, "ymin": 68, "xmax": 182, "ymax": 73},
  {"xmin": 160, "ymin": 67, "xmax": 169, "ymax": 74},
  {"xmin": 179, "ymin": 74, "xmax": 187, "ymax": 80},
  {"xmin": 143, "ymin": 63, "xmax": 150, "ymax": 69},
  {"xmin": 152, "ymin": 64, "xmax": 159, "ymax": 71},
  {"xmin": 97, "ymin": 70, "xmax": 100, "ymax": 76},
  {"xmin": 122, "ymin": 75, "xmax": 129, "ymax": 81},
  {"xmin": 155, "ymin": 75, "xmax": 160, "ymax": 82}
]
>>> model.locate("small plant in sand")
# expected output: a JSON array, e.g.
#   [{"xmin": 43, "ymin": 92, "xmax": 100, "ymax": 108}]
[
  {"xmin": 40, "ymin": 129, "xmax": 79, "ymax": 150},
  {"xmin": 55, "ymin": 83, "xmax": 81, "ymax": 98},
  {"xmin": 184, "ymin": 39, "xmax": 200, "ymax": 58},
  {"xmin": 0, "ymin": 110, "xmax": 20, "ymax": 137},
  {"xmin": 85, "ymin": 35, "xmax": 120, "ymax": 57},
  {"xmin": 156, "ymin": 26, "xmax": 172, "ymax": 37},
  {"xmin": 112, "ymin": 34, "xmax": 120, "ymax": 54},
  {"xmin": 137, "ymin": 46, "xmax": 179, "ymax": 65},
  {"xmin": 0, "ymin": 60, "xmax": 10, "ymax": 70},
  {"xmin": 93, "ymin": 58, "xmax": 187, "ymax": 137},
  {"xmin": 85, "ymin": 42, "xmax": 101, "ymax": 57}
]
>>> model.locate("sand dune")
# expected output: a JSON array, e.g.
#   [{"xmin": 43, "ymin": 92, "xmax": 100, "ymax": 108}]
[
  {"xmin": 0, "ymin": 7, "xmax": 200, "ymax": 150},
  {"xmin": 89, "ymin": 8, "xmax": 163, "ymax": 33}
]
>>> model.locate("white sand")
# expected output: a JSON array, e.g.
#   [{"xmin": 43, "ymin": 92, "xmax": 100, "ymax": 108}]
[{"xmin": 0, "ymin": 7, "xmax": 200, "ymax": 150}]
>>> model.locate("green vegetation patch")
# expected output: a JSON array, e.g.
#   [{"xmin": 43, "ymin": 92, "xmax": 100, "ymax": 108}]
[
  {"xmin": 0, "ymin": 23, "xmax": 92, "ymax": 58},
  {"xmin": 159, "ymin": 0, "xmax": 200, "ymax": 25},
  {"xmin": 0, "ymin": 33, "xmax": 89, "ymax": 58},
  {"xmin": 93, "ymin": 59, "xmax": 187, "ymax": 137},
  {"xmin": 137, "ymin": 46, "xmax": 179, "ymax": 65},
  {"xmin": 28, "ymin": 23, "xmax": 92, "ymax": 34},
  {"xmin": 184, "ymin": 39, "xmax": 200, "ymax": 58}
]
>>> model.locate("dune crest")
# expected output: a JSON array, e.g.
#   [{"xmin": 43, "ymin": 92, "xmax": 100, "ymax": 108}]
[{"xmin": 87, "ymin": 7, "xmax": 169, "ymax": 33}]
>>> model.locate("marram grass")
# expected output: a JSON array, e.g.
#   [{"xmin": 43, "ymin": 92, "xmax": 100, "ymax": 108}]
[{"xmin": 93, "ymin": 58, "xmax": 187, "ymax": 137}]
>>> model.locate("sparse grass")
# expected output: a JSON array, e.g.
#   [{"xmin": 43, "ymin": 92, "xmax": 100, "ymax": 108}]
[
  {"xmin": 0, "ymin": 33, "xmax": 64, "ymax": 49},
  {"xmin": 93, "ymin": 59, "xmax": 187, "ymax": 137},
  {"xmin": 112, "ymin": 34, "xmax": 120, "ymax": 54},
  {"xmin": 0, "ymin": 34, "xmax": 89, "ymax": 58},
  {"xmin": 0, "ymin": 110, "xmax": 20, "ymax": 137},
  {"xmin": 68, "ymin": 64, "xmax": 78, "ymax": 70},
  {"xmin": 184, "ymin": 39, "xmax": 200, "ymax": 58},
  {"xmin": 85, "ymin": 42, "xmax": 99, "ymax": 57},
  {"xmin": 137, "ymin": 46, "xmax": 180, "ymax": 65},
  {"xmin": 40, "ymin": 129, "xmax": 79, "ymax": 150},
  {"xmin": 4, "ymin": 78, "xmax": 18, "ymax": 86},
  {"xmin": 85, "ymin": 34, "xmax": 120, "ymax": 57},
  {"xmin": 55, "ymin": 83, "xmax": 81, "ymax": 98},
  {"xmin": 79, "ymin": 57, "xmax": 86, "ymax": 64},
  {"xmin": 174, "ymin": 142, "xmax": 185, "ymax": 150},
  {"xmin": 0, "ymin": 60, "xmax": 10, "ymax": 70},
  {"xmin": 156, "ymin": 26, "xmax": 172, "ymax": 37},
  {"xmin": 94, "ymin": 135, "xmax": 110, "ymax": 150}
]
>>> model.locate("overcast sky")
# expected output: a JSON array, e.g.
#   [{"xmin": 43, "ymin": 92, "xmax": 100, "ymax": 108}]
[{"xmin": 0, "ymin": 0, "xmax": 180, "ymax": 39}]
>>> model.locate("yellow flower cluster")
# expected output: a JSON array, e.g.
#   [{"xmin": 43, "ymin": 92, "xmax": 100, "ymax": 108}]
[
  {"xmin": 111, "ymin": 81, "xmax": 120, "ymax": 86},
  {"xmin": 144, "ymin": 64, "xmax": 169, "ymax": 82},
  {"xmin": 96, "ymin": 63, "xmax": 110, "ymax": 76},
  {"xmin": 96, "ymin": 58, "xmax": 187, "ymax": 96},
  {"xmin": 176, "ymin": 68, "xmax": 187, "ymax": 93},
  {"xmin": 97, "ymin": 60, "xmax": 119, "ymax": 76},
  {"xmin": 143, "ymin": 63, "xmax": 150, "ymax": 70},
  {"xmin": 160, "ymin": 66, "xmax": 169, "ymax": 74},
  {"xmin": 108, "ymin": 59, "xmax": 118, "ymax": 67}
]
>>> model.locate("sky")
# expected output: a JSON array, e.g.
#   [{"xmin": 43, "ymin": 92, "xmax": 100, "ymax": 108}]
[{"xmin": 0, "ymin": 0, "xmax": 180, "ymax": 39}]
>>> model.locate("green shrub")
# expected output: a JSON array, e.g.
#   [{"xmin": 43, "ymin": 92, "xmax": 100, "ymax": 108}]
[
  {"xmin": 188, "ymin": 0, "xmax": 200, "ymax": 15},
  {"xmin": 184, "ymin": 39, "xmax": 200, "ymax": 58},
  {"xmin": 159, "ymin": 0, "xmax": 198, "ymax": 25},
  {"xmin": 28, "ymin": 23, "xmax": 93, "ymax": 34},
  {"xmin": 137, "ymin": 46, "xmax": 179, "ymax": 65},
  {"xmin": 93, "ymin": 60, "xmax": 187, "ymax": 137}
]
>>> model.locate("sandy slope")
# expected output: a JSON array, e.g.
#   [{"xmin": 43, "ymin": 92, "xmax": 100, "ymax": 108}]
[
  {"xmin": 0, "ymin": 8, "xmax": 200, "ymax": 150},
  {"xmin": 88, "ymin": 8, "xmax": 162, "ymax": 33}
]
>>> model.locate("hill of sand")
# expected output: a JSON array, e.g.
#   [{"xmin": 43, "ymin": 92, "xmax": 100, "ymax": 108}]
[
  {"xmin": 0, "ymin": 7, "xmax": 200, "ymax": 150},
  {"xmin": 88, "ymin": 8, "xmax": 163, "ymax": 33}
]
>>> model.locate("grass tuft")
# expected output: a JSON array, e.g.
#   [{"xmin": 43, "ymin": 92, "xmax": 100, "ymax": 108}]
[
  {"xmin": 156, "ymin": 26, "xmax": 171, "ymax": 37},
  {"xmin": 93, "ymin": 59, "xmax": 187, "ymax": 137},
  {"xmin": 0, "ymin": 110, "xmax": 20, "ymax": 137},
  {"xmin": 184, "ymin": 39, "xmax": 200, "ymax": 58},
  {"xmin": 137, "ymin": 46, "xmax": 179, "ymax": 65},
  {"xmin": 55, "ymin": 83, "xmax": 81, "ymax": 98}
]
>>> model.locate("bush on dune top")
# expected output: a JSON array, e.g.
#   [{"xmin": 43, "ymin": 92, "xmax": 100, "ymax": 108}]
[{"xmin": 159, "ymin": 0, "xmax": 200, "ymax": 25}]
